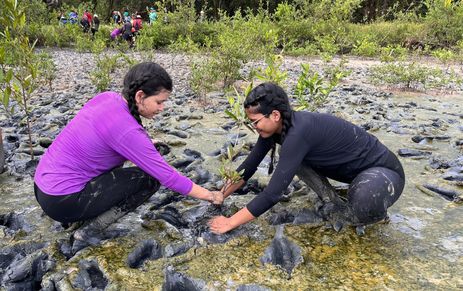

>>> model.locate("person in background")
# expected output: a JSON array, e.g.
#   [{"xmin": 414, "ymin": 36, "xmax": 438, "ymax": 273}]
[
  {"xmin": 110, "ymin": 24, "xmax": 123, "ymax": 41},
  {"xmin": 68, "ymin": 10, "xmax": 78, "ymax": 24},
  {"xmin": 112, "ymin": 10, "xmax": 122, "ymax": 24},
  {"xmin": 123, "ymin": 9, "xmax": 131, "ymax": 23},
  {"xmin": 91, "ymin": 14, "xmax": 100, "ymax": 37},
  {"xmin": 208, "ymin": 82, "xmax": 405, "ymax": 234},
  {"xmin": 121, "ymin": 19, "xmax": 133, "ymax": 46},
  {"xmin": 80, "ymin": 13, "xmax": 90, "ymax": 33},
  {"xmin": 58, "ymin": 11, "xmax": 67, "ymax": 25},
  {"xmin": 132, "ymin": 14, "xmax": 143, "ymax": 36},
  {"xmin": 148, "ymin": 7, "xmax": 157, "ymax": 25},
  {"xmin": 34, "ymin": 62, "xmax": 223, "ymax": 244}
]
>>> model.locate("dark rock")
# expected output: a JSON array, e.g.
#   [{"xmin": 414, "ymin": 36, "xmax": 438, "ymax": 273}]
[
  {"xmin": 167, "ymin": 130, "xmax": 189, "ymax": 139},
  {"xmin": 1, "ymin": 250, "xmax": 54, "ymax": 290},
  {"xmin": 260, "ymin": 226, "xmax": 303, "ymax": 278},
  {"xmin": 148, "ymin": 191, "xmax": 184, "ymax": 211},
  {"xmin": 423, "ymin": 184, "xmax": 462, "ymax": 202},
  {"xmin": 164, "ymin": 241, "xmax": 193, "ymax": 258},
  {"xmin": 267, "ymin": 210, "xmax": 295, "ymax": 225},
  {"xmin": 0, "ymin": 212, "xmax": 33, "ymax": 235},
  {"xmin": 428, "ymin": 157, "xmax": 451, "ymax": 169},
  {"xmin": 73, "ymin": 259, "xmax": 108, "ymax": 290},
  {"xmin": 155, "ymin": 206, "xmax": 188, "ymax": 229},
  {"xmin": 38, "ymin": 138, "xmax": 53, "ymax": 148},
  {"xmin": 162, "ymin": 266, "xmax": 206, "ymax": 291},
  {"xmin": 397, "ymin": 149, "xmax": 432, "ymax": 157},
  {"xmin": 127, "ymin": 239, "xmax": 163, "ymax": 268},
  {"xmin": 442, "ymin": 169, "xmax": 463, "ymax": 182},
  {"xmin": 154, "ymin": 142, "xmax": 171, "ymax": 156},
  {"xmin": 171, "ymin": 156, "xmax": 195, "ymax": 169},
  {"xmin": 221, "ymin": 121, "xmax": 236, "ymax": 131},
  {"xmin": 183, "ymin": 149, "xmax": 203, "ymax": 160}
]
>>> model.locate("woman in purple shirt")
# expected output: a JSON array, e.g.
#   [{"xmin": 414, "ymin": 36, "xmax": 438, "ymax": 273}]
[{"xmin": 34, "ymin": 62, "xmax": 222, "ymax": 230}]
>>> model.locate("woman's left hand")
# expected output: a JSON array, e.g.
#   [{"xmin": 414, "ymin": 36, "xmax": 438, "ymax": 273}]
[{"xmin": 208, "ymin": 216, "xmax": 234, "ymax": 234}]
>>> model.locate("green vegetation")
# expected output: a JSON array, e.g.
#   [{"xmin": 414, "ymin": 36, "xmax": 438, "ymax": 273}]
[{"xmin": 0, "ymin": 0, "xmax": 57, "ymax": 159}]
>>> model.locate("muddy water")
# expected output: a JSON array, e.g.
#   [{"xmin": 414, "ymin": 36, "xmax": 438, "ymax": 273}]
[{"xmin": 0, "ymin": 92, "xmax": 462, "ymax": 290}]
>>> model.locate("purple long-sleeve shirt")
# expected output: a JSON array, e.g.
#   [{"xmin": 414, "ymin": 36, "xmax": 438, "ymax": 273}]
[{"xmin": 34, "ymin": 92, "xmax": 193, "ymax": 196}]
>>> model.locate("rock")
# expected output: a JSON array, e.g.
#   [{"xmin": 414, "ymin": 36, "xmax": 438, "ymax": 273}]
[
  {"xmin": 154, "ymin": 206, "xmax": 188, "ymax": 229},
  {"xmin": 164, "ymin": 241, "xmax": 193, "ymax": 258},
  {"xmin": 73, "ymin": 259, "xmax": 108, "ymax": 290},
  {"xmin": 167, "ymin": 130, "xmax": 189, "ymax": 139},
  {"xmin": 0, "ymin": 211, "xmax": 33, "ymax": 236},
  {"xmin": 237, "ymin": 284, "xmax": 272, "ymax": 291},
  {"xmin": 154, "ymin": 141, "xmax": 171, "ymax": 156},
  {"xmin": 183, "ymin": 148, "xmax": 203, "ymax": 160},
  {"xmin": 127, "ymin": 239, "xmax": 163, "ymax": 268},
  {"xmin": 1, "ymin": 250, "xmax": 54, "ymax": 290},
  {"xmin": 171, "ymin": 157, "xmax": 195, "ymax": 169},
  {"xmin": 260, "ymin": 226, "xmax": 303, "ymax": 278},
  {"xmin": 162, "ymin": 266, "xmax": 206, "ymax": 291},
  {"xmin": 397, "ymin": 149, "xmax": 432, "ymax": 158},
  {"xmin": 38, "ymin": 138, "xmax": 53, "ymax": 148},
  {"xmin": 422, "ymin": 184, "xmax": 462, "ymax": 202}
]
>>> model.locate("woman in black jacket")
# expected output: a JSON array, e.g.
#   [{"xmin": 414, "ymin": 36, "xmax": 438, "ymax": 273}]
[{"xmin": 209, "ymin": 82, "xmax": 405, "ymax": 234}]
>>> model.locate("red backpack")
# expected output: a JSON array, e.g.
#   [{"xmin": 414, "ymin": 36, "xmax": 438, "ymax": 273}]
[{"xmin": 133, "ymin": 19, "xmax": 142, "ymax": 31}]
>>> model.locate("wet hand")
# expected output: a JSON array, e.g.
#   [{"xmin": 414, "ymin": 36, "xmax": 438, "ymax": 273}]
[
  {"xmin": 208, "ymin": 216, "xmax": 234, "ymax": 234},
  {"xmin": 210, "ymin": 191, "xmax": 224, "ymax": 205}
]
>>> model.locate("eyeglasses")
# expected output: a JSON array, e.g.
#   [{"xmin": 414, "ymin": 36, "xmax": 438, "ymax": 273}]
[{"xmin": 246, "ymin": 114, "xmax": 269, "ymax": 128}]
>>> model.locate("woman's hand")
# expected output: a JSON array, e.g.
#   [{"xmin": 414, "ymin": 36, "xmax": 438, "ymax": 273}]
[
  {"xmin": 210, "ymin": 191, "xmax": 224, "ymax": 205},
  {"xmin": 208, "ymin": 207, "xmax": 256, "ymax": 234},
  {"xmin": 208, "ymin": 216, "xmax": 235, "ymax": 234}
]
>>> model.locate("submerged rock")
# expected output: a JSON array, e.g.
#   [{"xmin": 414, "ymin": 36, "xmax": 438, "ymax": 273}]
[
  {"xmin": 0, "ymin": 211, "xmax": 33, "ymax": 236},
  {"xmin": 1, "ymin": 250, "xmax": 54, "ymax": 290},
  {"xmin": 162, "ymin": 266, "xmax": 206, "ymax": 291},
  {"xmin": 73, "ymin": 259, "xmax": 108, "ymax": 290},
  {"xmin": 260, "ymin": 226, "xmax": 303, "ymax": 278},
  {"xmin": 237, "ymin": 284, "xmax": 272, "ymax": 291},
  {"xmin": 127, "ymin": 239, "xmax": 163, "ymax": 268}
]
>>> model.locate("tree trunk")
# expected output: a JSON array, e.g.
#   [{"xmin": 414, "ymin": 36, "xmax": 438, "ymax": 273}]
[{"xmin": 0, "ymin": 128, "xmax": 5, "ymax": 173}]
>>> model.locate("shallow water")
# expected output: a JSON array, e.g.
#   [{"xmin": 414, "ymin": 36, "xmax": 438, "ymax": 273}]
[{"xmin": 0, "ymin": 90, "xmax": 462, "ymax": 290}]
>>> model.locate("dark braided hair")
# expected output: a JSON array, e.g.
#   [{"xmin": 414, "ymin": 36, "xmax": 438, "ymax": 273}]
[
  {"xmin": 122, "ymin": 62, "xmax": 173, "ymax": 125},
  {"xmin": 244, "ymin": 82, "xmax": 293, "ymax": 174}
]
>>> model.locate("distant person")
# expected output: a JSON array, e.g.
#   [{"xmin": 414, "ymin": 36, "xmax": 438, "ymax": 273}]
[
  {"xmin": 110, "ymin": 25, "xmax": 123, "ymax": 40},
  {"xmin": 34, "ymin": 62, "xmax": 223, "ymax": 241},
  {"xmin": 58, "ymin": 11, "xmax": 67, "ymax": 25},
  {"xmin": 68, "ymin": 11, "xmax": 78, "ymax": 24},
  {"xmin": 208, "ymin": 82, "xmax": 405, "ymax": 234},
  {"xmin": 148, "ymin": 7, "xmax": 157, "ymax": 25},
  {"xmin": 121, "ymin": 20, "xmax": 133, "ymax": 45},
  {"xmin": 84, "ymin": 10, "xmax": 93, "ymax": 25},
  {"xmin": 112, "ymin": 10, "xmax": 122, "ymax": 24},
  {"xmin": 80, "ymin": 13, "xmax": 90, "ymax": 33},
  {"xmin": 91, "ymin": 14, "xmax": 100, "ymax": 37},
  {"xmin": 132, "ymin": 15, "xmax": 143, "ymax": 35},
  {"xmin": 123, "ymin": 9, "xmax": 131, "ymax": 23}
]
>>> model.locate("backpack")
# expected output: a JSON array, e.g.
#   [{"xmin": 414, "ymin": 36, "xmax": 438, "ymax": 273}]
[{"xmin": 134, "ymin": 19, "xmax": 142, "ymax": 31}]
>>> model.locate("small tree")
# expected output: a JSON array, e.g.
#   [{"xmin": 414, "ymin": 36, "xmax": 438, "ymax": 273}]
[
  {"xmin": 219, "ymin": 83, "xmax": 254, "ymax": 193},
  {"xmin": 0, "ymin": 0, "xmax": 42, "ymax": 159}
]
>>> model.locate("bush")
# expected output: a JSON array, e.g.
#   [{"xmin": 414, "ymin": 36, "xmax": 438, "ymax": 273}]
[{"xmin": 369, "ymin": 61, "xmax": 459, "ymax": 90}]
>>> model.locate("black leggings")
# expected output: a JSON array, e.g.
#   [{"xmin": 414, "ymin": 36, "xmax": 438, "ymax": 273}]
[
  {"xmin": 307, "ymin": 150, "xmax": 405, "ymax": 224},
  {"xmin": 347, "ymin": 166, "xmax": 404, "ymax": 223},
  {"xmin": 34, "ymin": 167, "xmax": 160, "ymax": 223}
]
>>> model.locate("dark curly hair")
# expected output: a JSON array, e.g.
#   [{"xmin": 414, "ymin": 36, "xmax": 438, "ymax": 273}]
[
  {"xmin": 244, "ymin": 82, "xmax": 293, "ymax": 174},
  {"xmin": 122, "ymin": 62, "xmax": 173, "ymax": 125}
]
